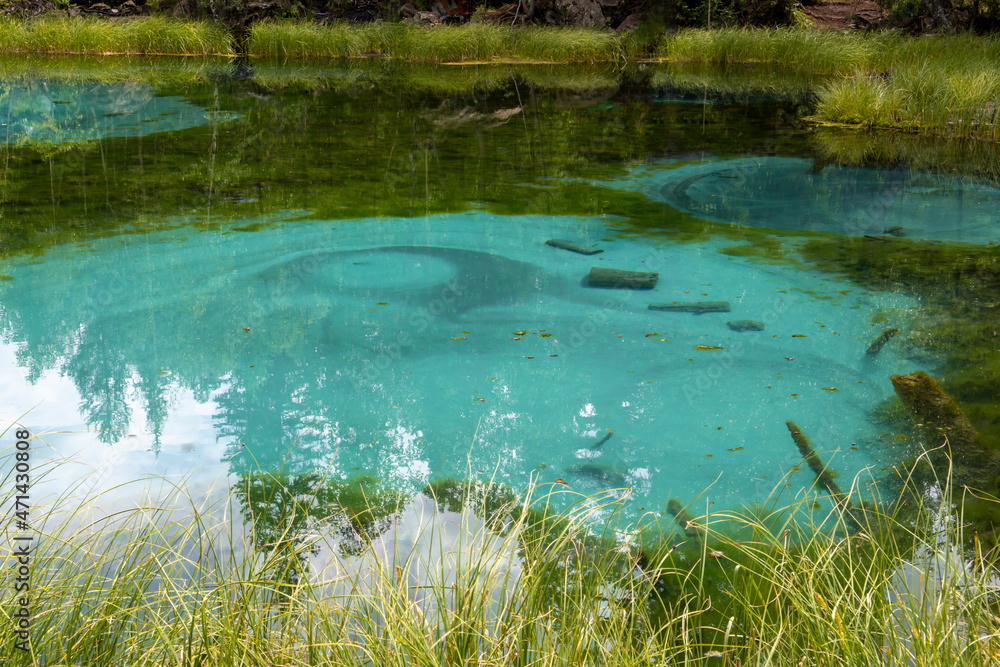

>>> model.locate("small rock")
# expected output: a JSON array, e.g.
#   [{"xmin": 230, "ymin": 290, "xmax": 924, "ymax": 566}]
[
  {"xmin": 412, "ymin": 10, "xmax": 441, "ymax": 24},
  {"xmin": 399, "ymin": 2, "xmax": 418, "ymax": 18},
  {"xmin": 727, "ymin": 319, "xmax": 765, "ymax": 332},
  {"xmin": 615, "ymin": 12, "xmax": 641, "ymax": 32}
]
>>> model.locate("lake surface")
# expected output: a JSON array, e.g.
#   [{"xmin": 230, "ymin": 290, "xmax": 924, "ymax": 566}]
[{"xmin": 2, "ymin": 58, "xmax": 997, "ymax": 535}]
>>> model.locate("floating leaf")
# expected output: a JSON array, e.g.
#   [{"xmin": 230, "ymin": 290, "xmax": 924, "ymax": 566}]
[
  {"xmin": 377, "ymin": 302, "xmax": 388, "ymax": 306},
  {"xmin": 452, "ymin": 337, "xmax": 467, "ymax": 340},
  {"xmin": 554, "ymin": 478, "xmax": 567, "ymax": 485},
  {"xmin": 822, "ymin": 387, "xmax": 838, "ymax": 391},
  {"xmin": 790, "ymin": 393, "xmax": 800, "ymax": 397},
  {"xmin": 792, "ymin": 334, "xmax": 807, "ymax": 337},
  {"xmin": 475, "ymin": 398, "xmax": 485, "ymax": 402},
  {"xmin": 705, "ymin": 454, "xmax": 713, "ymax": 458},
  {"xmin": 242, "ymin": 327, "xmax": 251, "ymax": 332},
  {"xmin": 536, "ymin": 464, "xmax": 547, "ymax": 469},
  {"xmin": 695, "ymin": 345, "xmax": 728, "ymax": 351},
  {"xmin": 523, "ymin": 356, "xmax": 535, "ymax": 359},
  {"xmin": 784, "ymin": 357, "xmax": 795, "ymax": 361},
  {"xmin": 513, "ymin": 330, "xmax": 527, "ymax": 335},
  {"xmin": 540, "ymin": 333, "xmax": 553, "ymax": 338},
  {"xmin": 645, "ymin": 333, "xmax": 659, "ymax": 337},
  {"xmin": 462, "ymin": 330, "xmax": 471, "ymax": 334},
  {"xmin": 728, "ymin": 446, "xmax": 744, "ymax": 451},
  {"xmin": 550, "ymin": 354, "xmax": 558, "ymax": 357},
  {"xmin": 511, "ymin": 337, "xmax": 521, "ymax": 340}
]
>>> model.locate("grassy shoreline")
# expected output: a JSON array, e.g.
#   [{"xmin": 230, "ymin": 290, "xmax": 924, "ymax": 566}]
[
  {"xmin": 3, "ymin": 17, "xmax": 1000, "ymax": 138},
  {"xmin": 2, "ymin": 456, "xmax": 999, "ymax": 665}
]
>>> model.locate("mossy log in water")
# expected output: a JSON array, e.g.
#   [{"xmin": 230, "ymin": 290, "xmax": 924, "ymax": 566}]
[
  {"xmin": 890, "ymin": 371, "xmax": 1000, "ymax": 469},
  {"xmin": 785, "ymin": 421, "xmax": 864, "ymax": 531},
  {"xmin": 866, "ymin": 327, "xmax": 900, "ymax": 355}
]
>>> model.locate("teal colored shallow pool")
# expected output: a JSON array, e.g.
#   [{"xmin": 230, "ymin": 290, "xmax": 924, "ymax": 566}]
[
  {"xmin": 0, "ymin": 60, "xmax": 991, "ymax": 529},
  {"xmin": 0, "ymin": 210, "xmax": 927, "ymax": 519}
]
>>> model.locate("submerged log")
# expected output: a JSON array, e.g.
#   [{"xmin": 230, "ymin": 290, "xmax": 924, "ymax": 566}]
[
  {"xmin": 649, "ymin": 301, "xmax": 731, "ymax": 314},
  {"xmin": 786, "ymin": 421, "xmax": 864, "ymax": 531},
  {"xmin": 545, "ymin": 238, "xmax": 604, "ymax": 255},
  {"xmin": 866, "ymin": 327, "xmax": 901, "ymax": 355},
  {"xmin": 587, "ymin": 266, "xmax": 658, "ymax": 290},
  {"xmin": 666, "ymin": 498, "xmax": 704, "ymax": 542},
  {"xmin": 590, "ymin": 429, "xmax": 614, "ymax": 450},
  {"xmin": 727, "ymin": 319, "xmax": 765, "ymax": 332},
  {"xmin": 564, "ymin": 462, "xmax": 628, "ymax": 487},
  {"xmin": 890, "ymin": 371, "xmax": 986, "ymax": 459}
]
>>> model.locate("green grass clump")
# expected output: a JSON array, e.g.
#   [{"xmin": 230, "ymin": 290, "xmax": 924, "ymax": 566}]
[
  {"xmin": 0, "ymin": 15, "xmax": 232, "ymax": 56},
  {"xmin": 658, "ymin": 28, "xmax": 1000, "ymax": 139},
  {"xmin": 249, "ymin": 20, "xmax": 624, "ymax": 63},
  {"xmin": 659, "ymin": 27, "xmax": 883, "ymax": 74},
  {"xmin": 817, "ymin": 76, "xmax": 908, "ymax": 128}
]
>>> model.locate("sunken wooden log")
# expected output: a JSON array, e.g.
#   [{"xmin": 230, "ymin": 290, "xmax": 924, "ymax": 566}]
[
  {"xmin": 590, "ymin": 429, "xmax": 615, "ymax": 450},
  {"xmin": 866, "ymin": 327, "xmax": 901, "ymax": 355},
  {"xmin": 890, "ymin": 371, "xmax": 985, "ymax": 456},
  {"xmin": 546, "ymin": 238, "xmax": 604, "ymax": 255},
  {"xmin": 786, "ymin": 421, "xmax": 864, "ymax": 531},
  {"xmin": 649, "ymin": 301, "xmax": 731, "ymax": 314},
  {"xmin": 890, "ymin": 371, "xmax": 1000, "ymax": 505},
  {"xmin": 666, "ymin": 498, "xmax": 704, "ymax": 542},
  {"xmin": 728, "ymin": 319, "xmax": 765, "ymax": 332},
  {"xmin": 587, "ymin": 266, "xmax": 658, "ymax": 290}
]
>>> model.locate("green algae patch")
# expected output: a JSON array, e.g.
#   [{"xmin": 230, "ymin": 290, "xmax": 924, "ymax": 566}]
[
  {"xmin": 3, "ymin": 66, "xmax": 819, "ymax": 262},
  {"xmin": 231, "ymin": 221, "xmax": 269, "ymax": 232},
  {"xmin": 718, "ymin": 237, "xmax": 792, "ymax": 263}
]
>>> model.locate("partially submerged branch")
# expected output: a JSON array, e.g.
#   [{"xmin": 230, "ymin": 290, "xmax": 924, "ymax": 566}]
[
  {"xmin": 666, "ymin": 498, "xmax": 705, "ymax": 543},
  {"xmin": 786, "ymin": 420, "xmax": 864, "ymax": 531}
]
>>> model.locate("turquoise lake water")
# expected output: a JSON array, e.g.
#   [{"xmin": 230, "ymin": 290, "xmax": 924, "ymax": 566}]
[{"xmin": 1, "ymin": 61, "xmax": 995, "ymax": 531}]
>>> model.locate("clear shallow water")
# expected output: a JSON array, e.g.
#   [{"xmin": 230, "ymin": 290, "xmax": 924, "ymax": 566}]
[
  {"xmin": 628, "ymin": 156, "xmax": 1000, "ymax": 243},
  {"xmin": 0, "ymin": 61, "xmax": 992, "ymax": 532},
  {"xmin": 1, "ymin": 210, "xmax": 926, "ymax": 520},
  {"xmin": 1, "ymin": 80, "xmax": 232, "ymax": 145}
]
